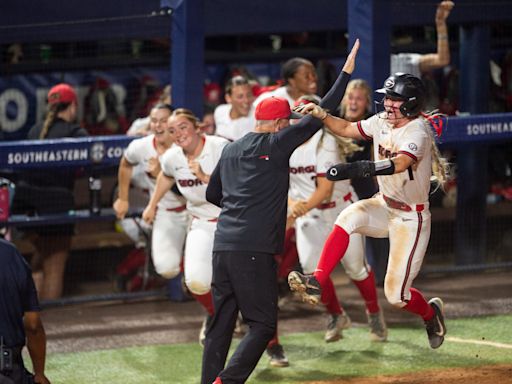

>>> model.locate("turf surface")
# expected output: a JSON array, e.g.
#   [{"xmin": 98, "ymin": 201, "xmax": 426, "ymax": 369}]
[{"xmin": 43, "ymin": 314, "xmax": 512, "ymax": 384}]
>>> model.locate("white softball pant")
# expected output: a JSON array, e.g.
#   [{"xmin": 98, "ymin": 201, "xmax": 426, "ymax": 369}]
[
  {"xmin": 334, "ymin": 194, "xmax": 431, "ymax": 308},
  {"xmin": 295, "ymin": 199, "xmax": 369, "ymax": 281},
  {"xmin": 152, "ymin": 208, "xmax": 189, "ymax": 279},
  {"xmin": 183, "ymin": 218, "xmax": 217, "ymax": 295}
]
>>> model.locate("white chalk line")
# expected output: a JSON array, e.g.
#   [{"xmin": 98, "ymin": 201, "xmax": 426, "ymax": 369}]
[{"xmin": 446, "ymin": 336, "xmax": 512, "ymax": 349}]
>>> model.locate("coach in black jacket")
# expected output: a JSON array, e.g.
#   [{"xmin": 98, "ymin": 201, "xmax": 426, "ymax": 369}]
[{"xmin": 201, "ymin": 40, "xmax": 360, "ymax": 384}]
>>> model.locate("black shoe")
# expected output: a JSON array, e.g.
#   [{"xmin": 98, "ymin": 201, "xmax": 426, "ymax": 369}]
[
  {"xmin": 266, "ymin": 344, "xmax": 289, "ymax": 367},
  {"xmin": 425, "ymin": 297, "xmax": 446, "ymax": 349},
  {"xmin": 288, "ymin": 271, "xmax": 321, "ymax": 305}
]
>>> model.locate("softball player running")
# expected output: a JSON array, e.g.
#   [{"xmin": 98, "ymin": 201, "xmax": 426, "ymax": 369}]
[
  {"xmin": 288, "ymin": 110, "xmax": 387, "ymax": 342},
  {"xmin": 114, "ymin": 104, "xmax": 189, "ymax": 279},
  {"xmin": 143, "ymin": 108, "xmax": 228, "ymax": 344},
  {"xmin": 289, "ymin": 73, "xmax": 448, "ymax": 349}
]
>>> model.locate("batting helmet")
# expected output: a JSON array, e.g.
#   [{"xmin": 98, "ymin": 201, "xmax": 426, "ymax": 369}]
[{"xmin": 375, "ymin": 73, "xmax": 426, "ymax": 117}]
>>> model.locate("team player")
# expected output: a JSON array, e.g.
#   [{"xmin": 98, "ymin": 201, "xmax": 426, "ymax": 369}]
[
  {"xmin": 214, "ymin": 75, "xmax": 256, "ymax": 141},
  {"xmin": 253, "ymin": 57, "xmax": 318, "ymax": 108},
  {"xmin": 288, "ymin": 96, "xmax": 387, "ymax": 342},
  {"xmin": 288, "ymin": 73, "xmax": 449, "ymax": 349},
  {"xmin": 113, "ymin": 103, "xmax": 189, "ymax": 280},
  {"xmin": 142, "ymin": 108, "xmax": 228, "ymax": 344}
]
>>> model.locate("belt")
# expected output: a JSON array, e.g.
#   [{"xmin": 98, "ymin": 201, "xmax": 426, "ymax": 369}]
[
  {"xmin": 318, "ymin": 201, "xmax": 336, "ymax": 210},
  {"xmin": 166, "ymin": 205, "xmax": 187, "ymax": 213},
  {"xmin": 383, "ymin": 195, "xmax": 424, "ymax": 212}
]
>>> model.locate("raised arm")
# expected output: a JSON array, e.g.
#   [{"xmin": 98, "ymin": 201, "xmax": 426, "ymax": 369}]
[
  {"xmin": 275, "ymin": 39, "xmax": 360, "ymax": 154},
  {"xmin": 419, "ymin": 1, "xmax": 454, "ymax": 73},
  {"xmin": 320, "ymin": 39, "xmax": 360, "ymax": 112}
]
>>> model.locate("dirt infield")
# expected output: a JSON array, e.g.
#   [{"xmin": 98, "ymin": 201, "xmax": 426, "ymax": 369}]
[
  {"xmin": 304, "ymin": 365, "xmax": 512, "ymax": 384},
  {"xmin": 41, "ymin": 269, "xmax": 512, "ymax": 382}
]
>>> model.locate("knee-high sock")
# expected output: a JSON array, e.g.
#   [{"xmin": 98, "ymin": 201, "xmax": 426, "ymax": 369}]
[
  {"xmin": 403, "ymin": 287, "xmax": 435, "ymax": 321},
  {"xmin": 192, "ymin": 291, "xmax": 214, "ymax": 316},
  {"xmin": 314, "ymin": 225, "xmax": 350, "ymax": 287},
  {"xmin": 321, "ymin": 277, "xmax": 342, "ymax": 315},
  {"xmin": 352, "ymin": 269, "xmax": 380, "ymax": 314}
]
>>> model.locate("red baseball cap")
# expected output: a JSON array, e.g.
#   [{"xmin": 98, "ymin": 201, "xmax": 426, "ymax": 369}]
[
  {"xmin": 255, "ymin": 96, "xmax": 303, "ymax": 120},
  {"xmin": 47, "ymin": 83, "xmax": 77, "ymax": 105}
]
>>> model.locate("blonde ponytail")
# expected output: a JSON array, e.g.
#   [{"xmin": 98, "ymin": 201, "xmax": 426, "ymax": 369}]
[{"xmin": 421, "ymin": 113, "xmax": 450, "ymax": 191}]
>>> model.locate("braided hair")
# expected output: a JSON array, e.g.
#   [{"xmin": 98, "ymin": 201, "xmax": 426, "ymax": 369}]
[{"xmin": 39, "ymin": 102, "xmax": 71, "ymax": 139}]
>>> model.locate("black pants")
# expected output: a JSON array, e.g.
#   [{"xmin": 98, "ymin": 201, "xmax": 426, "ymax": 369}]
[{"xmin": 201, "ymin": 251, "xmax": 278, "ymax": 384}]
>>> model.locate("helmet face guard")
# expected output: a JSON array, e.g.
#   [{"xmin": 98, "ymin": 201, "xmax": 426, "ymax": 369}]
[{"xmin": 375, "ymin": 73, "xmax": 426, "ymax": 117}]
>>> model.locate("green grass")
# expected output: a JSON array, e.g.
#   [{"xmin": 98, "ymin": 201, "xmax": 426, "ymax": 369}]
[{"xmin": 44, "ymin": 314, "xmax": 512, "ymax": 384}]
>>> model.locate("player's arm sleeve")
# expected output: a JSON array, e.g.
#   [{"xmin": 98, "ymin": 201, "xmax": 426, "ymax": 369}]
[
  {"xmin": 123, "ymin": 140, "xmax": 141, "ymax": 166},
  {"xmin": 275, "ymin": 71, "xmax": 352, "ymax": 157},
  {"xmin": 357, "ymin": 115, "xmax": 376, "ymax": 141},
  {"xmin": 206, "ymin": 161, "xmax": 223, "ymax": 207},
  {"xmin": 397, "ymin": 129, "xmax": 427, "ymax": 163}
]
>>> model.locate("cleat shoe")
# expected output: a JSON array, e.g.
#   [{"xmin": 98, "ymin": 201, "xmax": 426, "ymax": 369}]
[
  {"xmin": 199, "ymin": 314, "xmax": 213, "ymax": 347},
  {"xmin": 266, "ymin": 343, "xmax": 289, "ymax": 367},
  {"xmin": 367, "ymin": 310, "xmax": 388, "ymax": 342},
  {"xmin": 425, "ymin": 297, "xmax": 446, "ymax": 349},
  {"xmin": 324, "ymin": 312, "xmax": 351, "ymax": 342},
  {"xmin": 288, "ymin": 271, "xmax": 321, "ymax": 305}
]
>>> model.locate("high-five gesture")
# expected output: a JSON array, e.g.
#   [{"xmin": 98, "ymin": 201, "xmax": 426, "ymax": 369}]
[
  {"xmin": 293, "ymin": 39, "xmax": 360, "ymax": 120},
  {"xmin": 342, "ymin": 38, "xmax": 360, "ymax": 74}
]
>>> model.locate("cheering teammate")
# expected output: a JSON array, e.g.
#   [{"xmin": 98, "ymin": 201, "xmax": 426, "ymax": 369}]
[
  {"xmin": 288, "ymin": 96, "xmax": 387, "ymax": 342},
  {"xmin": 114, "ymin": 103, "xmax": 188, "ymax": 282},
  {"xmin": 143, "ymin": 108, "xmax": 228, "ymax": 344},
  {"xmin": 288, "ymin": 73, "xmax": 449, "ymax": 349},
  {"xmin": 214, "ymin": 75, "xmax": 256, "ymax": 141}
]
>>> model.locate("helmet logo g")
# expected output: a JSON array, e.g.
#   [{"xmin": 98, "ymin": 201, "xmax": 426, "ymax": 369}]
[{"xmin": 384, "ymin": 78, "xmax": 395, "ymax": 89}]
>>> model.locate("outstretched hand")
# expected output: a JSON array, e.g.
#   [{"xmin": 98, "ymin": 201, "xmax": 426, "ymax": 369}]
[
  {"xmin": 342, "ymin": 38, "xmax": 360, "ymax": 74},
  {"xmin": 436, "ymin": 1, "xmax": 454, "ymax": 24},
  {"xmin": 293, "ymin": 103, "xmax": 327, "ymax": 120}
]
